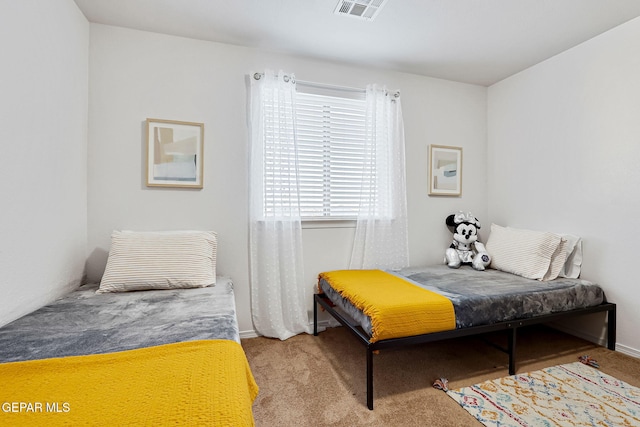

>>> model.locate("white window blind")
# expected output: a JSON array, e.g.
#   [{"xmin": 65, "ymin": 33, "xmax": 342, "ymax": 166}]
[{"xmin": 294, "ymin": 86, "xmax": 367, "ymax": 220}]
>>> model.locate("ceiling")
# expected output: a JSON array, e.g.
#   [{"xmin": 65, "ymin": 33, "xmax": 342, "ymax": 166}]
[{"xmin": 73, "ymin": 0, "xmax": 640, "ymax": 86}]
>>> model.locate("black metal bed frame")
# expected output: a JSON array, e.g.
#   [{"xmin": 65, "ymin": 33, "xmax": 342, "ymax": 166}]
[{"xmin": 313, "ymin": 293, "xmax": 616, "ymax": 410}]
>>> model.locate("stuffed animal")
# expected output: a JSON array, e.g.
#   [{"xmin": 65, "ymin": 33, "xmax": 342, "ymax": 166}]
[{"xmin": 445, "ymin": 212, "xmax": 491, "ymax": 271}]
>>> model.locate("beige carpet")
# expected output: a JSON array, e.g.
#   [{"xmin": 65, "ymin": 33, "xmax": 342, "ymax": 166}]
[{"xmin": 241, "ymin": 325, "xmax": 640, "ymax": 426}]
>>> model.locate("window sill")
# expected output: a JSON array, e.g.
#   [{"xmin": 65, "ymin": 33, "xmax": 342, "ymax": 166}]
[{"xmin": 302, "ymin": 219, "xmax": 356, "ymax": 229}]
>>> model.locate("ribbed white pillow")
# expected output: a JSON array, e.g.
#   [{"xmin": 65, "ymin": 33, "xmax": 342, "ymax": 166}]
[
  {"xmin": 486, "ymin": 224, "xmax": 565, "ymax": 281},
  {"xmin": 97, "ymin": 230, "xmax": 217, "ymax": 293}
]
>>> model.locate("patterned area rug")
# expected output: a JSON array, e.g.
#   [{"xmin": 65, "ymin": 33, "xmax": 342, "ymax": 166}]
[{"xmin": 446, "ymin": 362, "xmax": 640, "ymax": 427}]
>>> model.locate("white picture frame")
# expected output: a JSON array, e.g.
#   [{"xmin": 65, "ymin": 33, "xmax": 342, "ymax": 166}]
[{"xmin": 428, "ymin": 144, "xmax": 462, "ymax": 196}]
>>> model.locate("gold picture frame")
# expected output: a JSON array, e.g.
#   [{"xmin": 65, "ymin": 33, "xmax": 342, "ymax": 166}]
[
  {"xmin": 146, "ymin": 118, "xmax": 204, "ymax": 188},
  {"xmin": 428, "ymin": 144, "xmax": 462, "ymax": 196}
]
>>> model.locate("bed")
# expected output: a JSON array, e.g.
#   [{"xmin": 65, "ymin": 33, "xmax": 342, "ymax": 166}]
[
  {"xmin": 0, "ymin": 230, "xmax": 258, "ymax": 426},
  {"xmin": 313, "ymin": 265, "xmax": 616, "ymax": 410}
]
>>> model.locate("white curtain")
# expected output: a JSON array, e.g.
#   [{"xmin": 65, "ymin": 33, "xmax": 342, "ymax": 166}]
[
  {"xmin": 248, "ymin": 70, "xmax": 311, "ymax": 340},
  {"xmin": 349, "ymin": 85, "xmax": 409, "ymax": 270}
]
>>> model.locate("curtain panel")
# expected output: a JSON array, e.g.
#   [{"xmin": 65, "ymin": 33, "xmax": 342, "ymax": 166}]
[
  {"xmin": 248, "ymin": 70, "xmax": 311, "ymax": 340},
  {"xmin": 349, "ymin": 85, "xmax": 410, "ymax": 270}
]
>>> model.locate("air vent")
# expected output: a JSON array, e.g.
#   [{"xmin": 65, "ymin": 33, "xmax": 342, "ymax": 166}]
[{"xmin": 334, "ymin": 0, "xmax": 389, "ymax": 21}]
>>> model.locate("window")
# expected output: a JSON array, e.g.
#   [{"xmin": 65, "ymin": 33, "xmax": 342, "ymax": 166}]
[
  {"xmin": 251, "ymin": 71, "xmax": 409, "ymax": 270},
  {"xmin": 272, "ymin": 84, "xmax": 368, "ymax": 220}
]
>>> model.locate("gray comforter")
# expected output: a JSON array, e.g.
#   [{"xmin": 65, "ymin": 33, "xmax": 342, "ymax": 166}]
[
  {"xmin": 0, "ymin": 277, "xmax": 239, "ymax": 362},
  {"xmin": 319, "ymin": 265, "xmax": 604, "ymax": 336}
]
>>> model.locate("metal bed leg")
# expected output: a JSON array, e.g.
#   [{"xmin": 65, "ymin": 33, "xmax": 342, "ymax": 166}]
[
  {"xmin": 508, "ymin": 327, "xmax": 517, "ymax": 375},
  {"xmin": 607, "ymin": 305, "xmax": 616, "ymax": 350},
  {"xmin": 313, "ymin": 295, "xmax": 318, "ymax": 336},
  {"xmin": 366, "ymin": 347, "xmax": 374, "ymax": 410}
]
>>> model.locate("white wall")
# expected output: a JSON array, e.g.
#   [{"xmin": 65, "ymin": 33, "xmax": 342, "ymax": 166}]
[
  {"xmin": 0, "ymin": 0, "xmax": 89, "ymax": 327},
  {"xmin": 86, "ymin": 24, "xmax": 488, "ymax": 335},
  {"xmin": 488, "ymin": 17, "xmax": 640, "ymax": 355}
]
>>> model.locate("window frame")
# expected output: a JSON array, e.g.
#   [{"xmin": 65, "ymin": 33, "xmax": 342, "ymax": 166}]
[{"xmin": 293, "ymin": 83, "xmax": 368, "ymax": 222}]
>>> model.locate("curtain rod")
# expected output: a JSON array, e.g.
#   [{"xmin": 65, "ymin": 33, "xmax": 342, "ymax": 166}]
[{"xmin": 252, "ymin": 72, "xmax": 400, "ymax": 98}]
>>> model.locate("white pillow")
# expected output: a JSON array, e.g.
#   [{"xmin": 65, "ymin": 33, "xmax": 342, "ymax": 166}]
[
  {"xmin": 558, "ymin": 234, "xmax": 582, "ymax": 278},
  {"xmin": 543, "ymin": 238, "xmax": 567, "ymax": 281},
  {"xmin": 486, "ymin": 224, "xmax": 565, "ymax": 281},
  {"xmin": 97, "ymin": 230, "xmax": 217, "ymax": 293}
]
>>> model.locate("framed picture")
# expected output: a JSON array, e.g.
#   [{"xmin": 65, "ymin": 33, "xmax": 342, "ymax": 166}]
[
  {"xmin": 428, "ymin": 145, "xmax": 462, "ymax": 196},
  {"xmin": 146, "ymin": 118, "xmax": 204, "ymax": 188}
]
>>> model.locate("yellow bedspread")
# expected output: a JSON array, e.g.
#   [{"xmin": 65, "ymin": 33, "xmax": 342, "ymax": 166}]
[
  {"xmin": 0, "ymin": 340, "xmax": 258, "ymax": 427},
  {"xmin": 319, "ymin": 269, "xmax": 456, "ymax": 343}
]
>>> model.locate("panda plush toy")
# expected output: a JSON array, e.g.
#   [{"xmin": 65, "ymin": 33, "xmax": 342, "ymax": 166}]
[{"xmin": 445, "ymin": 212, "xmax": 491, "ymax": 271}]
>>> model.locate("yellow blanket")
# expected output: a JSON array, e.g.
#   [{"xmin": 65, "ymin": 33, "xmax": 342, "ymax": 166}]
[
  {"xmin": 319, "ymin": 269, "xmax": 456, "ymax": 343},
  {"xmin": 0, "ymin": 340, "xmax": 258, "ymax": 427}
]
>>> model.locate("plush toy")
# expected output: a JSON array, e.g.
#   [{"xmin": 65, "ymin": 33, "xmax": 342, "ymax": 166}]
[{"xmin": 445, "ymin": 212, "xmax": 491, "ymax": 271}]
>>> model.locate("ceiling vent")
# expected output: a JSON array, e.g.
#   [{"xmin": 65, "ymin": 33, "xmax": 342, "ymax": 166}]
[{"xmin": 334, "ymin": 0, "xmax": 389, "ymax": 21}]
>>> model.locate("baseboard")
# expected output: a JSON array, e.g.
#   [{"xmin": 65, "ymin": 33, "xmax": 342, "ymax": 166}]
[
  {"xmin": 311, "ymin": 318, "xmax": 338, "ymax": 331},
  {"xmin": 239, "ymin": 319, "xmax": 337, "ymax": 341},
  {"xmin": 615, "ymin": 343, "xmax": 640, "ymax": 359},
  {"xmin": 549, "ymin": 322, "xmax": 640, "ymax": 359},
  {"xmin": 239, "ymin": 330, "xmax": 259, "ymax": 339},
  {"xmin": 548, "ymin": 322, "xmax": 606, "ymax": 347}
]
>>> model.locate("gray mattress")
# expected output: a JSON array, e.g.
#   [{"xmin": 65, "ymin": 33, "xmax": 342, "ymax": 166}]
[
  {"xmin": 0, "ymin": 277, "xmax": 239, "ymax": 363},
  {"xmin": 319, "ymin": 265, "xmax": 604, "ymax": 337}
]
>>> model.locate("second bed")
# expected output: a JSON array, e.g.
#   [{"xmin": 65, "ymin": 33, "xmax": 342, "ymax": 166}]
[{"xmin": 314, "ymin": 265, "xmax": 616, "ymax": 409}]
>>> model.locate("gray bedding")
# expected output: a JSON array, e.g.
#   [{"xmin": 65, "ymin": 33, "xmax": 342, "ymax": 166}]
[
  {"xmin": 0, "ymin": 277, "xmax": 239, "ymax": 363},
  {"xmin": 319, "ymin": 265, "xmax": 604, "ymax": 336}
]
